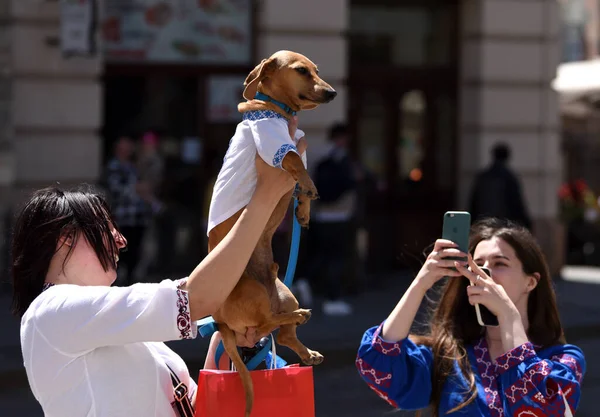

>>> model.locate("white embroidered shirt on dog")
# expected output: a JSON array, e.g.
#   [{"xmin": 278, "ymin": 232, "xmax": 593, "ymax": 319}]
[{"xmin": 207, "ymin": 110, "xmax": 306, "ymax": 235}]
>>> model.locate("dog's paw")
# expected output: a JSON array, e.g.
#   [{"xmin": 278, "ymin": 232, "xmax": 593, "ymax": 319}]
[
  {"xmin": 295, "ymin": 201, "xmax": 310, "ymax": 228},
  {"xmin": 301, "ymin": 349, "xmax": 324, "ymax": 366},
  {"xmin": 294, "ymin": 308, "xmax": 312, "ymax": 325},
  {"xmin": 297, "ymin": 177, "xmax": 319, "ymax": 200}
]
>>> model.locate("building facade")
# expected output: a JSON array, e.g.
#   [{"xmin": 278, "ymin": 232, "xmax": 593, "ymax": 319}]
[{"xmin": 0, "ymin": 0, "xmax": 564, "ymax": 276}]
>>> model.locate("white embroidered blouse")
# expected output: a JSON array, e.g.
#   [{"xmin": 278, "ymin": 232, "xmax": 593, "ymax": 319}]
[{"xmin": 20, "ymin": 279, "xmax": 198, "ymax": 417}]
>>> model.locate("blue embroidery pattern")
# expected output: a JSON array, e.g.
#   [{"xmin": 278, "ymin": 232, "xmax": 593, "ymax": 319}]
[
  {"xmin": 242, "ymin": 110, "xmax": 287, "ymax": 122},
  {"xmin": 273, "ymin": 144, "xmax": 297, "ymax": 169}
]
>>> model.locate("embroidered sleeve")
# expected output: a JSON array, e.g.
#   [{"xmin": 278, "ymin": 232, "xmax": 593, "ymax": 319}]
[
  {"xmin": 497, "ymin": 344, "xmax": 586, "ymax": 416},
  {"xmin": 34, "ymin": 279, "xmax": 198, "ymax": 356},
  {"xmin": 249, "ymin": 118, "xmax": 300, "ymax": 169},
  {"xmin": 355, "ymin": 322, "xmax": 433, "ymax": 410}
]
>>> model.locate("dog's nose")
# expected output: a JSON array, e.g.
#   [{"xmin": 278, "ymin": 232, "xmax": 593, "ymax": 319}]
[{"xmin": 325, "ymin": 89, "xmax": 337, "ymax": 102}]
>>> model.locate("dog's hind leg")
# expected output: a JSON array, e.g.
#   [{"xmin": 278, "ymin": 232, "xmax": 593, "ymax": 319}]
[
  {"xmin": 255, "ymin": 308, "xmax": 311, "ymax": 336},
  {"xmin": 276, "ymin": 324, "xmax": 324, "ymax": 365}
]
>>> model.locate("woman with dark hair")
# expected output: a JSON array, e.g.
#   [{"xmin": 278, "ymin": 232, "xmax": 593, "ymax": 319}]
[
  {"xmin": 12, "ymin": 120, "xmax": 305, "ymax": 417},
  {"xmin": 356, "ymin": 218, "xmax": 585, "ymax": 417}
]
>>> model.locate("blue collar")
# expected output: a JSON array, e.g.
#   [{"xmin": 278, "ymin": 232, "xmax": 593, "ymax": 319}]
[{"xmin": 254, "ymin": 92, "xmax": 297, "ymax": 116}]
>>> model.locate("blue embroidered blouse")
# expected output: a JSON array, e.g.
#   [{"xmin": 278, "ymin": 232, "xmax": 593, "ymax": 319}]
[{"xmin": 356, "ymin": 322, "xmax": 586, "ymax": 417}]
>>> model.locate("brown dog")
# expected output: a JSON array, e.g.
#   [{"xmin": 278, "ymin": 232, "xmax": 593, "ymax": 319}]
[{"xmin": 207, "ymin": 50, "xmax": 337, "ymax": 416}]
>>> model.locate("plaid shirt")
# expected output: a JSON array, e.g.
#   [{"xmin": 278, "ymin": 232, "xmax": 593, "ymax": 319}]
[{"xmin": 103, "ymin": 158, "xmax": 150, "ymax": 228}]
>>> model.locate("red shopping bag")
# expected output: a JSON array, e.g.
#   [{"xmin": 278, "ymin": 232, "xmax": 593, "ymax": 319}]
[{"xmin": 195, "ymin": 364, "xmax": 315, "ymax": 417}]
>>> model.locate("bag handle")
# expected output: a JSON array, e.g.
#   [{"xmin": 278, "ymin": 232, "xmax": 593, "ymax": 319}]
[{"xmin": 166, "ymin": 363, "xmax": 194, "ymax": 417}]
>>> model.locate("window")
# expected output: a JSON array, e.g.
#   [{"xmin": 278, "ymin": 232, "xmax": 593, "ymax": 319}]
[{"xmin": 349, "ymin": 4, "xmax": 456, "ymax": 67}]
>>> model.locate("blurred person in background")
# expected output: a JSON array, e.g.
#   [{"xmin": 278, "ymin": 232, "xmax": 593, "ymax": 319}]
[
  {"xmin": 101, "ymin": 135, "xmax": 151, "ymax": 285},
  {"xmin": 136, "ymin": 130, "xmax": 168, "ymax": 280},
  {"xmin": 137, "ymin": 130, "xmax": 165, "ymax": 214},
  {"xmin": 295, "ymin": 123, "xmax": 363, "ymax": 316},
  {"xmin": 469, "ymin": 142, "xmax": 532, "ymax": 230}
]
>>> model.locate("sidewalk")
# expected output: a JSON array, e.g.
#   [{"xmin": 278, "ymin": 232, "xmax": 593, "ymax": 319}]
[{"xmin": 2, "ymin": 268, "xmax": 600, "ymax": 386}]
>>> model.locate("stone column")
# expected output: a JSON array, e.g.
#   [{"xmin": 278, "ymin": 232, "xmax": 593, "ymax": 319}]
[
  {"xmin": 0, "ymin": 0, "xmax": 14, "ymax": 282},
  {"xmin": 0, "ymin": 0, "xmax": 14, "ymax": 202},
  {"xmin": 459, "ymin": 0, "xmax": 564, "ymax": 274},
  {"xmin": 256, "ymin": 0, "xmax": 348, "ymax": 170},
  {"xmin": 10, "ymin": 0, "xmax": 103, "ymax": 205}
]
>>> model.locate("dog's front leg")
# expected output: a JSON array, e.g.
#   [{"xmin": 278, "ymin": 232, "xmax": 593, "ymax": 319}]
[
  {"xmin": 294, "ymin": 193, "xmax": 311, "ymax": 228},
  {"xmin": 282, "ymin": 152, "xmax": 317, "ymax": 227},
  {"xmin": 281, "ymin": 152, "xmax": 318, "ymax": 199}
]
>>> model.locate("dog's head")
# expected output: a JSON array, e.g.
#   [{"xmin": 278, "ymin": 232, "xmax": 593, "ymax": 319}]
[{"xmin": 242, "ymin": 50, "xmax": 337, "ymax": 111}]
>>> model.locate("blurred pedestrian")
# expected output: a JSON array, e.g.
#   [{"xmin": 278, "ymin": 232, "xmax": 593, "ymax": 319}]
[
  {"xmin": 137, "ymin": 130, "xmax": 165, "ymax": 214},
  {"xmin": 469, "ymin": 142, "xmax": 532, "ymax": 230},
  {"xmin": 296, "ymin": 123, "xmax": 362, "ymax": 316},
  {"xmin": 101, "ymin": 135, "xmax": 150, "ymax": 285}
]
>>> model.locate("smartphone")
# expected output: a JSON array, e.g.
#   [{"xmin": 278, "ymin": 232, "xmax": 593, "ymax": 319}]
[
  {"xmin": 471, "ymin": 266, "xmax": 499, "ymax": 327},
  {"xmin": 441, "ymin": 211, "xmax": 471, "ymax": 267}
]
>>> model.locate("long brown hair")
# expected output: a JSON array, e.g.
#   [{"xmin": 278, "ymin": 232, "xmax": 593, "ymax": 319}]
[{"xmin": 412, "ymin": 217, "xmax": 565, "ymax": 417}]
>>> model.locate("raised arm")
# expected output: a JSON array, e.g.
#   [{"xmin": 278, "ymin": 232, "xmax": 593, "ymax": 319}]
[
  {"xmin": 356, "ymin": 239, "xmax": 467, "ymax": 409},
  {"xmin": 381, "ymin": 239, "xmax": 465, "ymax": 341}
]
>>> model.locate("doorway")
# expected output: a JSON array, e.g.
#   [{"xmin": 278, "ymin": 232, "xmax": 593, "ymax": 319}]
[{"xmin": 349, "ymin": 0, "xmax": 459, "ymax": 273}]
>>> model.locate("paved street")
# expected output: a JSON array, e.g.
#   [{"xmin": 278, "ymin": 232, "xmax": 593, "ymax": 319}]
[{"xmin": 1, "ymin": 267, "xmax": 600, "ymax": 416}]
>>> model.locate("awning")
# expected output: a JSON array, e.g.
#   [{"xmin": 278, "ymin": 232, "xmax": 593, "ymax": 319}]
[
  {"xmin": 552, "ymin": 59, "xmax": 600, "ymax": 100},
  {"xmin": 552, "ymin": 59, "xmax": 600, "ymax": 118}
]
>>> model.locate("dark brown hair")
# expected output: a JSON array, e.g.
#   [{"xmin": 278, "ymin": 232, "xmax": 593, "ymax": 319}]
[
  {"xmin": 10, "ymin": 186, "xmax": 121, "ymax": 317},
  {"xmin": 412, "ymin": 217, "xmax": 565, "ymax": 417}
]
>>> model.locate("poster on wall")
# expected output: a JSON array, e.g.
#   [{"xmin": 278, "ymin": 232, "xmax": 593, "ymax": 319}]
[
  {"xmin": 101, "ymin": 0, "xmax": 252, "ymax": 65},
  {"xmin": 207, "ymin": 75, "xmax": 246, "ymax": 122},
  {"xmin": 60, "ymin": 0, "xmax": 97, "ymax": 58}
]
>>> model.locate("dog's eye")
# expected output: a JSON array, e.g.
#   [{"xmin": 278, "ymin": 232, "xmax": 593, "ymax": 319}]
[{"xmin": 295, "ymin": 67, "xmax": 309, "ymax": 75}]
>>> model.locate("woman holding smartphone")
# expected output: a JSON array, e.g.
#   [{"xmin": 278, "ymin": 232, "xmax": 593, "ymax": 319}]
[{"xmin": 356, "ymin": 218, "xmax": 585, "ymax": 417}]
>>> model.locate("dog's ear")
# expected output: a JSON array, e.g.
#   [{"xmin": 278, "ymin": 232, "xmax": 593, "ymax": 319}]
[{"xmin": 243, "ymin": 58, "xmax": 276, "ymax": 100}]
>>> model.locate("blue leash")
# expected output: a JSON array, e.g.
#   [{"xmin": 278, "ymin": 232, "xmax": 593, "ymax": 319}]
[{"xmin": 200, "ymin": 197, "xmax": 302, "ymax": 369}]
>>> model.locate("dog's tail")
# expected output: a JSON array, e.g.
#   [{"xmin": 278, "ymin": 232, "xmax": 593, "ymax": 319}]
[{"xmin": 220, "ymin": 324, "xmax": 254, "ymax": 417}]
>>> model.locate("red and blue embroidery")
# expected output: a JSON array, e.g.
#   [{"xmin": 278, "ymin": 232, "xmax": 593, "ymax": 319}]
[
  {"xmin": 367, "ymin": 383, "xmax": 399, "ymax": 408},
  {"xmin": 514, "ymin": 404, "xmax": 548, "ymax": 417},
  {"xmin": 552, "ymin": 354, "xmax": 583, "ymax": 383},
  {"xmin": 474, "ymin": 338, "xmax": 504, "ymax": 417},
  {"xmin": 504, "ymin": 360, "xmax": 550, "ymax": 404},
  {"xmin": 371, "ymin": 324, "xmax": 402, "ymax": 356},
  {"xmin": 495, "ymin": 342, "xmax": 537, "ymax": 374},
  {"xmin": 356, "ymin": 356, "xmax": 393, "ymax": 388},
  {"xmin": 356, "ymin": 324, "xmax": 584, "ymax": 416}
]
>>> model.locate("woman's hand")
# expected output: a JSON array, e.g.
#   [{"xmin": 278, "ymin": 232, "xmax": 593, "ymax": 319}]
[
  {"xmin": 455, "ymin": 255, "xmax": 519, "ymax": 321},
  {"xmin": 414, "ymin": 239, "xmax": 467, "ymax": 291}
]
